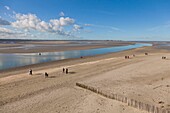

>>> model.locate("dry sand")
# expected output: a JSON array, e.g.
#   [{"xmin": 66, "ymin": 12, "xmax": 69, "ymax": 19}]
[{"xmin": 0, "ymin": 45, "xmax": 169, "ymax": 113}]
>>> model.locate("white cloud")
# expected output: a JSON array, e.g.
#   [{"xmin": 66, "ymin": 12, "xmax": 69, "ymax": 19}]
[
  {"xmin": 4, "ymin": 6, "xmax": 10, "ymax": 10},
  {"xmin": 12, "ymin": 13, "xmax": 40, "ymax": 29},
  {"xmin": 1, "ymin": 10, "xmax": 86, "ymax": 39},
  {"xmin": 73, "ymin": 24, "xmax": 83, "ymax": 31},
  {"xmin": 12, "ymin": 13, "xmax": 75, "ymax": 36},
  {"xmin": 50, "ymin": 19, "xmax": 62, "ymax": 31},
  {"xmin": 50, "ymin": 17, "xmax": 74, "ymax": 30},
  {"xmin": 0, "ymin": 27, "xmax": 29, "ymax": 39},
  {"xmin": 59, "ymin": 12, "xmax": 65, "ymax": 16},
  {"xmin": 0, "ymin": 27, "xmax": 13, "ymax": 33},
  {"xmin": 59, "ymin": 17, "xmax": 75, "ymax": 26}
]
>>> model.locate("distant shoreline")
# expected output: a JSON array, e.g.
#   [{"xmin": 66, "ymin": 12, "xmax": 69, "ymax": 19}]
[{"xmin": 0, "ymin": 40, "xmax": 135, "ymax": 53}]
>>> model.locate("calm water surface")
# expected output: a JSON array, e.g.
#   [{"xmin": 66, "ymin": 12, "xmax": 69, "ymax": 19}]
[{"xmin": 0, "ymin": 43, "xmax": 151, "ymax": 70}]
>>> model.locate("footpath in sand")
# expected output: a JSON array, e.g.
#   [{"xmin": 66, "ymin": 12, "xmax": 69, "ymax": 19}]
[{"xmin": 0, "ymin": 46, "xmax": 169, "ymax": 113}]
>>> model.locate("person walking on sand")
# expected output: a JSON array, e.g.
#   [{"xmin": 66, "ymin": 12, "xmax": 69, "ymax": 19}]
[
  {"xmin": 63, "ymin": 68, "xmax": 65, "ymax": 73},
  {"xmin": 29, "ymin": 69, "xmax": 32, "ymax": 75},
  {"xmin": 66, "ymin": 68, "xmax": 68, "ymax": 74},
  {"xmin": 45, "ymin": 72, "xmax": 48, "ymax": 78}
]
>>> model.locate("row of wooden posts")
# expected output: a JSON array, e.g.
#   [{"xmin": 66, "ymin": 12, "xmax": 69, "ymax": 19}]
[{"xmin": 76, "ymin": 82, "xmax": 170, "ymax": 113}]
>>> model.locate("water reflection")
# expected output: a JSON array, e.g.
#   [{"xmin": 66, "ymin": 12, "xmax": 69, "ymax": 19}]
[{"xmin": 0, "ymin": 43, "xmax": 151, "ymax": 70}]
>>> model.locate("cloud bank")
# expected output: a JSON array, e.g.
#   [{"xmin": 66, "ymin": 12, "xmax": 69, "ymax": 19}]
[
  {"xmin": 0, "ymin": 6, "xmax": 89, "ymax": 39},
  {"xmin": 0, "ymin": 18, "xmax": 11, "ymax": 25},
  {"xmin": 11, "ymin": 13, "xmax": 76, "ymax": 36},
  {"xmin": 0, "ymin": 27, "xmax": 29, "ymax": 38},
  {"xmin": 12, "ymin": 14, "xmax": 73, "ymax": 31},
  {"xmin": 73, "ymin": 24, "xmax": 83, "ymax": 31}
]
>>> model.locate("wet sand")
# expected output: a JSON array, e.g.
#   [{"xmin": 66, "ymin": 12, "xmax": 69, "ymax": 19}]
[
  {"xmin": 0, "ymin": 44, "xmax": 170, "ymax": 113},
  {"xmin": 0, "ymin": 40, "xmax": 134, "ymax": 53}
]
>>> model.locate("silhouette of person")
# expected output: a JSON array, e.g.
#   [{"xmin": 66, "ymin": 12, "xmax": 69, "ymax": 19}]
[
  {"xmin": 66, "ymin": 68, "xmax": 68, "ymax": 74},
  {"xmin": 45, "ymin": 72, "xmax": 48, "ymax": 78},
  {"xmin": 29, "ymin": 69, "xmax": 32, "ymax": 75},
  {"xmin": 63, "ymin": 68, "xmax": 65, "ymax": 73}
]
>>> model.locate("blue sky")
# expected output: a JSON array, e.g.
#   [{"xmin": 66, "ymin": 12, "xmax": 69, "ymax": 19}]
[{"xmin": 0, "ymin": 0, "xmax": 170, "ymax": 41}]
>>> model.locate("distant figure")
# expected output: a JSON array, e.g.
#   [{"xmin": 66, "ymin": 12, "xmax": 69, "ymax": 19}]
[
  {"xmin": 39, "ymin": 53, "xmax": 41, "ymax": 55},
  {"xmin": 145, "ymin": 53, "xmax": 148, "ymax": 55},
  {"xmin": 125, "ymin": 56, "xmax": 127, "ymax": 59},
  {"xmin": 66, "ymin": 68, "xmax": 68, "ymax": 74},
  {"xmin": 125, "ymin": 56, "xmax": 130, "ymax": 59},
  {"xmin": 162, "ymin": 56, "xmax": 166, "ymax": 59},
  {"xmin": 63, "ymin": 68, "xmax": 65, "ymax": 73},
  {"xmin": 29, "ymin": 69, "xmax": 32, "ymax": 75},
  {"xmin": 45, "ymin": 72, "xmax": 48, "ymax": 78},
  {"xmin": 133, "ymin": 54, "xmax": 135, "ymax": 57},
  {"xmin": 80, "ymin": 56, "xmax": 83, "ymax": 58}
]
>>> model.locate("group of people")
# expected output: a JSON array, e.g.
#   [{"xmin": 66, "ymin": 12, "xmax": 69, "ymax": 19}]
[
  {"xmin": 162, "ymin": 56, "xmax": 167, "ymax": 59},
  {"xmin": 63, "ymin": 68, "xmax": 69, "ymax": 74},
  {"xmin": 29, "ymin": 69, "xmax": 48, "ymax": 78},
  {"xmin": 125, "ymin": 56, "xmax": 130, "ymax": 59},
  {"xmin": 125, "ymin": 54, "xmax": 136, "ymax": 59},
  {"xmin": 125, "ymin": 53, "xmax": 149, "ymax": 59},
  {"xmin": 29, "ymin": 67, "xmax": 69, "ymax": 78}
]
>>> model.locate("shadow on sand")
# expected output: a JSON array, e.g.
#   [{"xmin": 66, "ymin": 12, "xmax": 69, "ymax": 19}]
[
  {"xmin": 33, "ymin": 73, "xmax": 43, "ymax": 75},
  {"xmin": 68, "ymin": 72, "xmax": 76, "ymax": 74},
  {"xmin": 48, "ymin": 76, "xmax": 57, "ymax": 78}
]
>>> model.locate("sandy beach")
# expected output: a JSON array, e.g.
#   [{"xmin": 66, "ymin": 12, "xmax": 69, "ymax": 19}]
[
  {"xmin": 1, "ymin": 0, "xmax": 170, "ymax": 112},
  {"xmin": 0, "ymin": 44, "xmax": 170, "ymax": 113}
]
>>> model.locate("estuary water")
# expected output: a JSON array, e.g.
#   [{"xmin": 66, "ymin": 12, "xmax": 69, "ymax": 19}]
[{"xmin": 0, "ymin": 43, "xmax": 151, "ymax": 70}]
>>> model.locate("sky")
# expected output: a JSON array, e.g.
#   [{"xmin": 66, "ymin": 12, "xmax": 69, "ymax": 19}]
[{"xmin": 0, "ymin": 0, "xmax": 170, "ymax": 41}]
